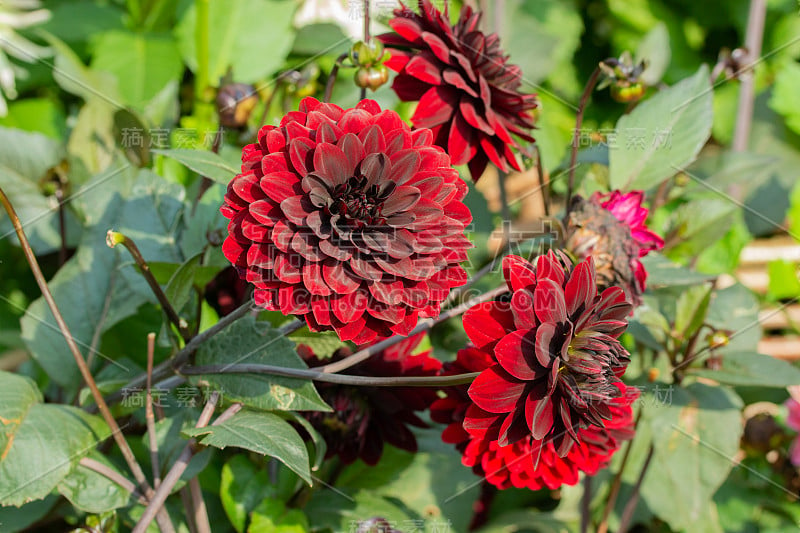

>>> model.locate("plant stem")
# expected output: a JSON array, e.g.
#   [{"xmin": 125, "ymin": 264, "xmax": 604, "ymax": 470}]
[
  {"xmin": 618, "ymin": 443, "xmax": 655, "ymax": 533},
  {"xmin": 133, "ymin": 392, "xmax": 223, "ymax": 533},
  {"xmin": 104, "ymin": 301, "xmax": 253, "ymax": 408},
  {"xmin": 361, "ymin": 0, "xmax": 369, "ymax": 100},
  {"xmin": 195, "ymin": 0, "xmax": 210, "ymax": 102},
  {"xmin": 145, "ymin": 333, "xmax": 161, "ymax": 488},
  {"xmin": 180, "ymin": 364, "xmax": 480, "ymax": 387},
  {"xmin": 732, "ymin": 0, "xmax": 766, "ymax": 153},
  {"xmin": 187, "ymin": 478, "xmax": 211, "ymax": 533},
  {"xmin": 565, "ymin": 66, "xmax": 601, "ymax": 217},
  {"xmin": 106, "ymin": 231, "xmax": 191, "ymax": 341},
  {"xmin": 78, "ymin": 457, "xmax": 147, "ymax": 505},
  {"xmin": 0, "ymin": 186, "xmax": 175, "ymax": 533},
  {"xmin": 497, "ymin": 169, "xmax": 511, "ymax": 245},
  {"xmin": 324, "ymin": 53, "xmax": 349, "ymax": 103},
  {"xmin": 597, "ymin": 410, "xmax": 643, "ymax": 533},
  {"xmin": 318, "ymin": 285, "xmax": 508, "ymax": 374},
  {"xmin": 534, "ymin": 144, "xmax": 549, "ymax": 217},
  {"xmin": 580, "ymin": 475, "xmax": 591, "ymax": 533}
]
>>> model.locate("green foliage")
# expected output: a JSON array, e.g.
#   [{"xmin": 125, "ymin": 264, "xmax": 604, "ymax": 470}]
[
  {"xmin": 152, "ymin": 148, "xmax": 239, "ymax": 185},
  {"xmin": 192, "ymin": 316, "xmax": 330, "ymax": 412},
  {"xmin": 184, "ymin": 410, "xmax": 312, "ymax": 484},
  {"xmin": 0, "ymin": 371, "xmax": 109, "ymax": 507},
  {"xmin": 609, "ymin": 65, "xmax": 713, "ymax": 191},
  {"xmin": 689, "ymin": 351, "xmax": 800, "ymax": 387}
]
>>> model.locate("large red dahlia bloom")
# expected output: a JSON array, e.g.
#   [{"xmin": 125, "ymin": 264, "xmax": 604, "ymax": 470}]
[
  {"xmin": 378, "ymin": 1, "xmax": 537, "ymax": 180},
  {"xmin": 299, "ymin": 334, "xmax": 441, "ymax": 465},
  {"xmin": 221, "ymin": 97, "xmax": 472, "ymax": 345},
  {"xmin": 462, "ymin": 251, "xmax": 632, "ymax": 456},
  {"xmin": 462, "ymin": 383, "xmax": 638, "ymax": 491}
]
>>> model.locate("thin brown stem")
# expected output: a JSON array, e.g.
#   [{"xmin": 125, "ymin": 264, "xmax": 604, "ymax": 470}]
[
  {"xmin": 55, "ymin": 185, "xmax": 67, "ymax": 266},
  {"xmin": 360, "ymin": 0, "xmax": 370, "ymax": 100},
  {"xmin": 133, "ymin": 392, "xmax": 221, "ymax": 533},
  {"xmin": 78, "ymin": 457, "xmax": 147, "ymax": 505},
  {"xmin": 145, "ymin": 333, "xmax": 161, "ymax": 488},
  {"xmin": 324, "ymin": 53, "xmax": 349, "ymax": 103},
  {"xmin": 497, "ymin": 169, "xmax": 511, "ymax": 245},
  {"xmin": 319, "ymin": 285, "xmax": 508, "ymax": 374},
  {"xmin": 1, "ymin": 188, "xmax": 150, "ymax": 493},
  {"xmin": 597, "ymin": 410, "xmax": 643, "ymax": 533},
  {"xmin": 180, "ymin": 364, "xmax": 479, "ymax": 387},
  {"xmin": 566, "ymin": 66, "xmax": 602, "ymax": 217},
  {"xmin": 732, "ymin": 0, "xmax": 766, "ymax": 153},
  {"xmin": 618, "ymin": 443, "xmax": 655, "ymax": 533},
  {"xmin": 534, "ymin": 145, "xmax": 549, "ymax": 217},
  {"xmin": 580, "ymin": 475, "xmax": 591, "ymax": 533},
  {"xmin": 187, "ymin": 478, "xmax": 211, "ymax": 533},
  {"xmin": 105, "ymin": 300, "xmax": 254, "ymax": 408},
  {"xmin": 107, "ymin": 231, "xmax": 191, "ymax": 341}
]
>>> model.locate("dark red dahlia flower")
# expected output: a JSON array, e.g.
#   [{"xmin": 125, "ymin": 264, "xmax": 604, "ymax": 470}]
[
  {"xmin": 461, "ymin": 383, "xmax": 638, "ymax": 491},
  {"xmin": 298, "ymin": 333, "xmax": 441, "ymax": 465},
  {"xmin": 378, "ymin": 1, "xmax": 537, "ymax": 180},
  {"xmin": 462, "ymin": 251, "xmax": 632, "ymax": 456},
  {"xmin": 430, "ymin": 346, "xmax": 495, "ymax": 448},
  {"xmin": 221, "ymin": 97, "xmax": 472, "ymax": 345},
  {"xmin": 565, "ymin": 190, "xmax": 664, "ymax": 306}
]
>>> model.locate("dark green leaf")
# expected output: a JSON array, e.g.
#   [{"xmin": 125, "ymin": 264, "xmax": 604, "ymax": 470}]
[
  {"xmin": 688, "ymin": 351, "xmax": 800, "ymax": 387},
  {"xmin": 192, "ymin": 316, "xmax": 330, "ymax": 412},
  {"xmin": 609, "ymin": 65, "xmax": 713, "ymax": 191},
  {"xmin": 152, "ymin": 148, "xmax": 238, "ymax": 184},
  {"xmin": 0, "ymin": 371, "xmax": 109, "ymax": 506},
  {"xmin": 184, "ymin": 410, "xmax": 312, "ymax": 484}
]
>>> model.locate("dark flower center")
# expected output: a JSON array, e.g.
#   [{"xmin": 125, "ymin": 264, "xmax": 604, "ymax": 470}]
[{"xmin": 328, "ymin": 175, "xmax": 395, "ymax": 227}]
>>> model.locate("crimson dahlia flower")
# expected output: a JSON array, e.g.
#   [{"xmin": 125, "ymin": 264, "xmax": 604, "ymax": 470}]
[
  {"xmin": 462, "ymin": 251, "xmax": 632, "ymax": 456},
  {"xmin": 378, "ymin": 0, "xmax": 536, "ymax": 180},
  {"xmin": 565, "ymin": 190, "xmax": 663, "ymax": 306},
  {"xmin": 462, "ymin": 383, "xmax": 638, "ymax": 491},
  {"xmin": 221, "ymin": 97, "xmax": 472, "ymax": 344},
  {"xmin": 298, "ymin": 334, "xmax": 441, "ymax": 465}
]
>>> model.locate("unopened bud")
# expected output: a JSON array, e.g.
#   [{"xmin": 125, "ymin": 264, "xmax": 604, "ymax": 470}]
[
  {"xmin": 216, "ymin": 83, "xmax": 259, "ymax": 129},
  {"xmin": 354, "ymin": 65, "xmax": 389, "ymax": 91}
]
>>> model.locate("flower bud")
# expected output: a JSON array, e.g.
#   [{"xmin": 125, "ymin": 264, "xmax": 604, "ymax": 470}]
[
  {"xmin": 349, "ymin": 39, "xmax": 384, "ymax": 67},
  {"xmin": 354, "ymin": 65, "xmax": 389, "ymax": 91},
  {"xmin": 216, "ymin": 83, "xmax": 259, "ymax": 129}
]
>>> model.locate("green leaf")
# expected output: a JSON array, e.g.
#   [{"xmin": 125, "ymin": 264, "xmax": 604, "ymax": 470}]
[
  {"xmin": 0, "ymin": 495, "xmax": 59, "ymax": 532},
  {"xmin": 688, "ymin": 351, "xmax": 800, "ymax": 387},
  {"xmin": 288, "ymin": 330, "xmax": 348, "ymax": 359},
  {"xmin": 635, "ymin": 22, "xmax": 671, "ymax": 86},
  {"xmin": 636, "ymin": 383, "xmax": 743, "ymax": 531},
  {"xmin": 609, "ymin": 65, "xmax": 713, "ymax": 191},
  {"xmin": 152, "ymin": 148, "xmax": 238, "ymax": 184},
  {"xmin": 769, "ymin": 61, "xmax": 800, "ymax": 135},
  {"xmin": 192, "ymin": 316, "xmax": 330, "ymax": 412},
  {"xmin": 21, "ymin": 167, "xmax": 184, "ymax": 389},
  {"xmin": 706, "ymin": 283, "xmax": 761, "ymax": 354},
  {"xmin": 57, "ymin": 451, "xmax": 130, "ymax": 513},
  {"xmin": 164, "ymin": 253, "xmax": 222, "ymax": 313},
  {"xmin": 175, "ymin": 0, "xmax": 297, "ymax": 86},
  {"xmin": 220, "ymin": 455, "xmax": 276, "ymax": 533},
  {"xmin": 0, "ymin": 98, "xmax": 67, "ymax": 140},
  {"xmin": 91, "ymin": 30, "xmax": 183, "ymax": 109},
  {"xmin": 0, "ymin": 371, "xmax": 109, "ymax": 506},
  {"xmin": 184, "ymin": 410, "xmax": 311, "ymax": 485},
  {"xmin": 249, "ymin": 499, "xmax": 309, "ymax": 533},
  {"xmin": 477, "ymin": 510, "xmax": 574, "ymax": 533},
  {"xmin": 767, "ymin": 259, "xmax": 800, "ymax": 301},
  {"xmin": 639, "ymin": 253, "xmax": 716, "ymax": 287},
  {"xmin": 673, "ymin": 283, "xmax": 712, "ymax": 340}
]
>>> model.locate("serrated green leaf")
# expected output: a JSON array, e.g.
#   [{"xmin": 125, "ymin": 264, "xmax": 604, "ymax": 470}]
[
  {"xmin": 0, "ymin": 372, "xmax": 109, "ymax": 506},
  {"xmin": 192, "ymin": 316, "xmax": 330, "ymax": 412},
  {"xmin": 688, "ymin": 351, "xmax": 800, "ymax": 387},
  {"xmin": 609, "ymin": 65, "xmax": 713, "ymax": 191},
  {"xmin": 184, "ymin": 410, "xmax": 311, "ymax": 485},
  {"xmin": 152, "ymin": 148, "xmax": 238, "ymax": 184}
]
